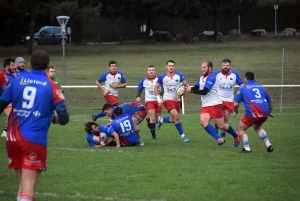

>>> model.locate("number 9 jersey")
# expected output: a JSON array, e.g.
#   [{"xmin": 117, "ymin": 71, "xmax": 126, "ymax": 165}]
[{"xmin": 0, "ymin": 70, "xmax": 66, "ymax": 146}]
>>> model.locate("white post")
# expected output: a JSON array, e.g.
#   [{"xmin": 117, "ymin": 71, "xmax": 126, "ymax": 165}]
[
  {"xmin": 181, "ymin": 96, "xmax": 185, "ymax": 115},
  {"xmin": 274, "ymin": 5, "xmax": 278, "ymax": 35},
  {"xmin": 280, "ymin": 47, "xmax": 284, "ymax": 112},
  {"xmin": 56, "ymin": 16, "xmax": 69, "ymax": 102}
]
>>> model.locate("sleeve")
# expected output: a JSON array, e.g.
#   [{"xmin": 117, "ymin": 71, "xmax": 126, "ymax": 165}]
[
  {"xmin": 265, "ymin": 89, "xmax": 272, "ymax": 102},
  {"xmin": 203, "ymin": 74, "xmax": 216, "ymax": 90},
  {"xmin": 120, "ymin": 72, "xmax": 126, "ymax": 83},
  {"xmin": 0, "ymin": 72, "xmax": 7, "ymax": 95},
  {"xmin": 179, "ymin": 72, "xmax": 186, "ymax": 82},
  {"xmin": 51, "ymin": 81, "xmax": 69, "ymax": 125},
  {"xmin": 86, "ymin": 134, "xmax": 96, "ymax": 147},
  {"xmin": 233, "ymin": 70, "xmax": 244, "ymax": 85},
  {"xmin": 157, "ymin": 74, "xmax": 163, "ymax": 85},
  {"xmin": 98, "ymin": 72, "xmax": 107, "ymax": 83},
  {"xmin": 137, "ymin": 78, "xmax": 145, "ymax": 91},
  {"xmin": 99, "ymin": 125, "xmax": 115, "ymax": 136},
  {"xmin": 0, "ymin": 82, "xmax": 12, "ymax": 104},
  {"xmin": 234, "ymin": 88, "xmax": 243, "ymax": 103}
]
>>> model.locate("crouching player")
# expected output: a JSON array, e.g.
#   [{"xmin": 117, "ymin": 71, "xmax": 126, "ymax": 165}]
[
  {"xmin": 110, "ymin": 107, "xmax": 144, "ymax": 146},
  {"xmin": 84, "ymin": 121, "xmax": 120, "ymax": 148}
]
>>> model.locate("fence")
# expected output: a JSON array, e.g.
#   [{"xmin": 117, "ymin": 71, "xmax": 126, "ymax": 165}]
[{"xmin": 62, "ymin": 85, "xmax": 300, "ymax": 113}]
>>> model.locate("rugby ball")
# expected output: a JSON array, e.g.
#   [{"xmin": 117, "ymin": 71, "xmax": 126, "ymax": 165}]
[
  {"xmin": 176, "ymin": 83, "xmax": 186, "ymax": 96},
  {"xmin": 51, "ymin": 111, "xmax": 59, "ymax": 124},
  {"xmin": 100, "ymin": 132, "xmax": 108, "ymax": 142}
]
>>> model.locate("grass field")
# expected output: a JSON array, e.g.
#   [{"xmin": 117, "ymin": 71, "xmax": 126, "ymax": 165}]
[{"xmin": 0, "ymin": 36, "xmax": 300, "ymax": 200}]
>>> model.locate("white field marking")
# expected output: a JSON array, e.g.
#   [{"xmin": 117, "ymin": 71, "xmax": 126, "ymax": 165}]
[
  {"xmin": 0, "ymin": 190, "xmax": 167, "ymax": 201},
  {"xmin": 50, "ymin": 147, "xmax": 124, "ymax": 153}
]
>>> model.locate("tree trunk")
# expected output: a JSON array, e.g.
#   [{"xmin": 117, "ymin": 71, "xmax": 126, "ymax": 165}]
[
  {"xmin": 144, "ymin": 3, "xmax": 152, "ymax": 41},
  {"xmin": 72, "ymin": 20, "xmax": 83, "ymax": 44},
  {"xmin": 188, "ymin": 17, "xmax": 194, "ymax": 44},
  {"xmin": 27, "ymin": 15, "xmax": 35, "ymax": 55},
  {"xmin": 213, "ymin": 9, "xmax": 219, "ymax": 42}
]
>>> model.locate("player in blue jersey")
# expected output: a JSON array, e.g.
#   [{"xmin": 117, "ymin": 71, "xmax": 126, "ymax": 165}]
[
  {"xmin": 94, "ymin": 102, "xmax": 147, "ymax": 139},
  {"xmin": 154, "ymin": 60, "xmax": 190, "ymax": 143},
  {"xmin": 185, "ymin": 61, "xmax": 240, "ymax": 146},
  {"xmin": 214, "ymin": 59, "xmax": 244, "ymax": 141},
  {"xmin": 136, "ymin": 65, "xmax": 162, "ymax": 139},
  {"xmin": 233, "ymin": 71, "xmax": 274, "ymax": 153},
  {"xmin": 0, "ymin": 50, "xmax": 69, "ymax": 201},
  {"xmin": 95, "ymin": 61, "xmax": 126, "ymax": 106},
  {"xmin": 110, "ymin": 107, "xmax": 143, "ymax": 146},
  {"xmin": 1, "ymin": 58, "xmax": 16, "ymax": 138},
  {"xmin": 15, "ymin": 57, "xmax": 30, "ymax": 77},
  {"xmin": 84, "ymin": 121, "xmax": 120, "ymax": 147}
]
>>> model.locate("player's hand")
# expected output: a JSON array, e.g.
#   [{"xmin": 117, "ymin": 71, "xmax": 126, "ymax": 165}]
[
  {"xmin": 269, "ymin": 113, "xmax": 275, "ymax": 118},
  {"xmin": 232, "ymin": 112, "xmax": 238, "ymax": 117},
  {"xmin": 100, "ymin": 141, "xmax": 105, "ymax": 147},
  {"xmin": 136, "ymin": 97, "xmax": 141, "ymax": 103},
  {"xmin": 111, "ymin": 83, "xmax": 118, "ymax": 88},
  {"xmin": 103, "ymin": 90, "xmax": 110, "ymax": 95},
  {"xmin": 106, "ymin": 122, "xmax": 111, "ymax": 127},
  {"xmin": 184, "ymin": 86, "xmax": 191, "ymax": 94}
]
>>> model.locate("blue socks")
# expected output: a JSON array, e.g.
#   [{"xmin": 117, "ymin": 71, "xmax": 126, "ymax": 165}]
[{"xmin": 205, "ymin": 124, "xmax": 220, "ymax": 140}]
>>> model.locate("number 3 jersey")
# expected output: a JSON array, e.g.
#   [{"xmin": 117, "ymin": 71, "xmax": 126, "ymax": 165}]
[
  {"xmin": 0, "ymin": 70, "xmax": 66, "ymax": 146},
  {"xmin": 110, "ymin": 113, "xmax": 139, "ymax": 146},
  {"xmin": 234, "ymin": 80, "xmax": 272, "ymax": 117}
]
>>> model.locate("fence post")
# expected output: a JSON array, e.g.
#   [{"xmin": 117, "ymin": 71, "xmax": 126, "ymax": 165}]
[{"xmin": 280, "ymin": 47, "xmax": 285, "ymax": 112}]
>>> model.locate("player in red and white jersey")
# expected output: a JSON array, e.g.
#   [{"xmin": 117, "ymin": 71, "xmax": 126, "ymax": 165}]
[
  {"xmin": 154, "ymin": 60, "xmax": 190, "ymax": 143},
  {"xmin": 186, "ymin": 61, "xmax": 240, "ymax": 146},
  {"xmin": 95, "ymin": 61, "xmax": 126, "ymax": 106},
  {"xmin": 136, "ymin": 65, "xmax": 162, "ymax": 139},
  {"xmin": 214, "ymin": 59, "xmax": 244, "ymax": 141}
]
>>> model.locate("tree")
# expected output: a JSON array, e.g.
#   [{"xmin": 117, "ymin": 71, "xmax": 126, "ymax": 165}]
[{"xmin": 203, "ymin": 0, "xmax": 257, "ymax": 41}]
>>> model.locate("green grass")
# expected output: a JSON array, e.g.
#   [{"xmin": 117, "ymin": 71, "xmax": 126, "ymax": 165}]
[
  {"xmin": 1, "ymin": 109, "xmax": 300, "ymax": 201},
  {"xmin": 0, "ymin": 36, "xmax": 300, "ymax": 200}
]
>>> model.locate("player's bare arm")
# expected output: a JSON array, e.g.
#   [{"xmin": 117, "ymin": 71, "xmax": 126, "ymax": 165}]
[
  {"xmin": 233, "ymin": 102, "xmax": 239, "ymax": 117},
  {"xmin": 111, "ymin": 82, "xmax": 126, "ymax": 89},
  {"xmin": 112, "ymin": 132, "xmax": 121, "ymax": 147},
  {"xmin": 95, "ymin": 80, "xmax": 110, "ymax": 95},
  {"xmin": 154, "ymin": 83, "xmax": 163, "ymax": 106}
]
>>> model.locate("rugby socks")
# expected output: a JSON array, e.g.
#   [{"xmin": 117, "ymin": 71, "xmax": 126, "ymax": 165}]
[
  {"xmin": 20, "ymin": 194, "xmax": 35, "ymax": 201},
  {"xmin": 241, "ymin": 133, "xmax": 251, "ymax": 151},
  {"xmin": 175, "ymin": 122, "xmax": 184, "ymax": 135},
  {"xmin": 257, "ymin": 128, "xmax": 271, "ymax": 147},
  {"xmin": 221, "ymin": 132, "xmax": 226, "ymax": 138},
  {"xmin": 205, "ymin": 124, "xmax": 220, "ymax": 140},
  {"xmin": 162, "ymin": 116, "xmax": 170, "ymax": 123},
  {"xmin": 215, "ymin": 124, "xmax": 219, "ymax": 134},
  {"xmin": 94, "ymin": 112, "xmax": 103, "ymax": 120},
  {"xmin": 17, "ymin": 191, "xmax": 22, "ymax": 201},
  {"xmin": 226, "ymin": 125, "xmax": 238, "ymax": 138},
  {"xmin": 149, "ymin": 123, "xmax": 156, "ymax": 136}
]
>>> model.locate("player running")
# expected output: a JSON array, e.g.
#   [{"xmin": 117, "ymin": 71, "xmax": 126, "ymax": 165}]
[
  {"xmin": 185, "ymin": 61, "xmax": 240, "ymax": 146},
  {"xmin": 136, "ymin": 65, "xmax": 162, "ymax": 139},
  {"xmin": 214, "ymin": 59, "xmax": 244, "ymax": 141},
  {"xmin": 233, "ymin": 71, "xmax": 274, "ymax": 153},
  {"xmin": 154, "ymin": 60, "xmax": 190, "ymax": 142}
]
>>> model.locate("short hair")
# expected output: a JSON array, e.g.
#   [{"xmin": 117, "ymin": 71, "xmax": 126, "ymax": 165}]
[
  {"xmin": 102, "ymin": 103, "xmax": 113, "ymax": 112},
  {"xmin": 222, "ymin": 59, "xmax": 231, "ymax": 65},
  {"xmin": 3, "ymin": 58, "xmax": 14, "ymax": 68},
  {"xmin": 245, "ymin": 72, "xmax": 255, "ymax": 80},
  {"xmin": 30, "ymin": 50, "xmax": 50, "ymax": 70},
  {"xmin": 203, "ymin": 61, "xmax": 213, "ymax": 69},
  {"xmin": 166, "ymin": 60, "xmax": 175, "ymax": 65},
  {"xmin": 50, "ymin": 66, "xmax": 55, "ymax": 69},
  {"xmin": 148, "ymin": 65, "xmax": 155, "ymax": 68},
  {"xmin": 113, "ymin": 107, "xmax": 123, "ymax": 117},
  {"xmin": 84, "ymin": 121, "xmax": 99, "ymax": 133},
  {"xmin": 109, "ymin": 61, "xmax": 117, "ymax": 67}
]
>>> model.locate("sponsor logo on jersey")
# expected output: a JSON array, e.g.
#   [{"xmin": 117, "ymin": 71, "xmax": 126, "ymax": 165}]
[
  {"xmin": 29, "ymin": 152, "xmax": 37, "ymax": 160},
  {"xmin": 33, "ymin": 111, "xmax": 41, "ymax": 117},
  {"xmin": 20, "ymin": 77, "xmax": 47, "ymax": 86},
  {"xmin": 56, "ymin": 89, "xmax": 65, "ymax": 100}
]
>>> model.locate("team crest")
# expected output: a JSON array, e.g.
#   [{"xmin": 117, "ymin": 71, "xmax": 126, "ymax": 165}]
[{"xmin": 29, "ymin": 152, "xmax": 37, "ymax": 160}]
